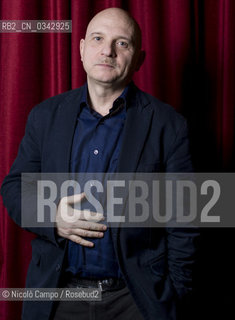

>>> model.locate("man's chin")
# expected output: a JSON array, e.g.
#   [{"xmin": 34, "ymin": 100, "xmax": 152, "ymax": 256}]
[{"xmin": 91, "ymin": 77, "xmax": 119, "ymax": 85}]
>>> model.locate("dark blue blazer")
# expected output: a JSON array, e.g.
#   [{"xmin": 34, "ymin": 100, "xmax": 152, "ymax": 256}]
[{"xmin": 1, "ymin": 84, "xmax": 199, "ymax": 320}]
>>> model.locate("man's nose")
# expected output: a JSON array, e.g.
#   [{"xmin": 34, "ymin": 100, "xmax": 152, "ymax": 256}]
[{"xmin": 101, "ymin": 41, "xmax": 116, "ymax": 57}]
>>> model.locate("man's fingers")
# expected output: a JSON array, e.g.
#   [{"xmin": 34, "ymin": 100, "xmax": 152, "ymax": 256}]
[
  {"xmin": 74, "ymin": 229, "xmax": 104, "ymax": 238},
  {"xmin": 59, "ymin": 193, "xmax": 105, "ymax": 222},
  {"xmin": 76, "ymin": 220, "xmax": 107, "ymax": 231},
  {"xmin": 57, "ymin": 223, "xmax": 107, "ymax": 246},
  {"xmin": 57, "ymin": 228, "xmax": 101, "ymax": 246},
  {"xmin": 65, "ymin": 192, "xmax": 86, "ymax": 205},
  {"xmin": 78, "ymin": 209, "xmax": 105, "ymax": 222},
  {"xmin": 69, "ymin": 235, "xmax": 94, "ymax": 247},
  {"xmin": 57, "ymin": 220, "xmax": 107, "ymax": 234}
]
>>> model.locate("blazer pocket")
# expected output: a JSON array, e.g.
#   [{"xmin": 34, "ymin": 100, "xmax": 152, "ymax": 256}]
[{"xmin": 146, "ymin": 254, "xmax": 166, "ymax": 277}]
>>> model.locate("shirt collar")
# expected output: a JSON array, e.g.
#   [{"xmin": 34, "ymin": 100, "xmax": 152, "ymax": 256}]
[{"xmin": 80, "ymin": 82, "xmax": 131, "ymax": 111}]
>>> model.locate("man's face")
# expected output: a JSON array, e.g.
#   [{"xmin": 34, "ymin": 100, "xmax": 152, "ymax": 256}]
[{"xmin": 80, "ymin": 12, "xmax": 141, "ymax": 87}]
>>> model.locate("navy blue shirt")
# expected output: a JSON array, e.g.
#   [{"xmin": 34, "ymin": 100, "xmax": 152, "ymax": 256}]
[{"xmin": 67, "ymin": 84, "xmax": 128, "ymax": 279}]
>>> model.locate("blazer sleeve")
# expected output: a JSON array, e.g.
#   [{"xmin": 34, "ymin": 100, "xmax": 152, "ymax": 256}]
[
  {"xmin": 165, "ymin": 119, "xmax": 200, "ymax": 300},
  {"xmin": 1, "ymin": 107, "xmax": 62, "ymax": 247}
]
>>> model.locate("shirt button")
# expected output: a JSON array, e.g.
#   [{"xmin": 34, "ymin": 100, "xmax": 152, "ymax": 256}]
[{"xmin": 93, "ymin": 149, "xmax": 99, "ymax": 155}]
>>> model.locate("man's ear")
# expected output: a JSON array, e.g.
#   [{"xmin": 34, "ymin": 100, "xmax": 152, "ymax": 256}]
[
  {"xmin": 80, "ymin": 39, "xmax": 85, "ymax": 62},
  {"xmin": 135, "ymin": 50, "xmax": 145, "ymax": 71}
]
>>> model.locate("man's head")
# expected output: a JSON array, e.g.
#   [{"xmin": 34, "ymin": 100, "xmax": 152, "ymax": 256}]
[{"xmin": 80, "ymin": 8, "xmax": 145, "ymax": 88}]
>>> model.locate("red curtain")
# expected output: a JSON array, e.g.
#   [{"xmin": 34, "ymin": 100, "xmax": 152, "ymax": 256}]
[{"xmin": 0, "ymin": 0, "xmax": 234, "ymax": 319}]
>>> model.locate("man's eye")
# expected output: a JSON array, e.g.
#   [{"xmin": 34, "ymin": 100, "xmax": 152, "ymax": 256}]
[
  {"xmin": 94, "ymin": 36, "xmax": 102, "ymax": 41},
  {"xmin": 117, "ymin": 41, "xmax": 128, "ymax": 48}
]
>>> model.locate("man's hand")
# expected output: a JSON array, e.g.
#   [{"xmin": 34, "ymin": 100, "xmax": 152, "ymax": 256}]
[{"xmin": 55, "ymin": 192, "xmax": 107, "ymax": 247}]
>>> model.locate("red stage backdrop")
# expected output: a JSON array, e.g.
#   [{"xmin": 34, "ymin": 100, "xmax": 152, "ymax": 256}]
[{"xmin": 0, "ymin": 0, "xmax": 234, "ymax": 319}]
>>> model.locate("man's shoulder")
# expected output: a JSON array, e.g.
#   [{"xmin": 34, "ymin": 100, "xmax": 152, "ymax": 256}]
[
  {"xmin": 133, "ymin": 85, "xmax": 186, "ymax": 124},
  {"xmin": 32, "ymin": 86, "xmax": 84, "ymax": 115}
]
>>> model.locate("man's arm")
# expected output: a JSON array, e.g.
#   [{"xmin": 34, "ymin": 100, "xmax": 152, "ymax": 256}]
[
  {"xmin": 0, "ymin": 107, "xmax": 60, "ymax": 244},
  {"xmin": 1, "ymin": 107, "xmax": 107, "ymax": 247},
  {"xmin": 165, "ymin": 119, "xmax": 200, "ymax": 299}
]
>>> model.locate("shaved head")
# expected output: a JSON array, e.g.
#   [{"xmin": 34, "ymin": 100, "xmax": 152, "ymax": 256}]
[
  {"xmin": 80, "ymin": 7, "xmax": 145, "ymax": 88},
  {"xmin": 85, "ymin": 8, "xmax": 142, "ymax": 51}
]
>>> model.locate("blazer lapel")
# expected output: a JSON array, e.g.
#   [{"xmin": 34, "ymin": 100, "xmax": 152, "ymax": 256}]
[
  {"xmin": 117, "ymin": 87, "xmax": 153, "ymax": 172},
  {"xmin": 52, "ymin": 88, "xmax": 84, "ymax": 172},
  {"xmin": 50, "ymin": 85, "xmax": 153, "ymax": 173}
]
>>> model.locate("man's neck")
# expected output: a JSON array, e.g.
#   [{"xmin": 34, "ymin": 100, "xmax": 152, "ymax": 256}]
[{"xmin": 87, "ymin": 80, "xmax": 126, "ymax": 116}]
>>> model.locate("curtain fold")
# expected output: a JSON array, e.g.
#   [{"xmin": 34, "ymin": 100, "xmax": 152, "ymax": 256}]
[{"xmin": 0, "ymin": 0, "xmax": 234, "ymax": 319}]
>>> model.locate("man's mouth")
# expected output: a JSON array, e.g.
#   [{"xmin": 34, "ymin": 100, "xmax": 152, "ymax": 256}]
[{"xmin": 95, "ymin": 63, "xmax": 115, "ymax": 68}]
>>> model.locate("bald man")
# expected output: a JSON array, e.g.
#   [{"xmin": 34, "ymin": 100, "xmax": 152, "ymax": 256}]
[{"xmin": 1, "ymin": 7, "xmax": 199, "ymax": 320}]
